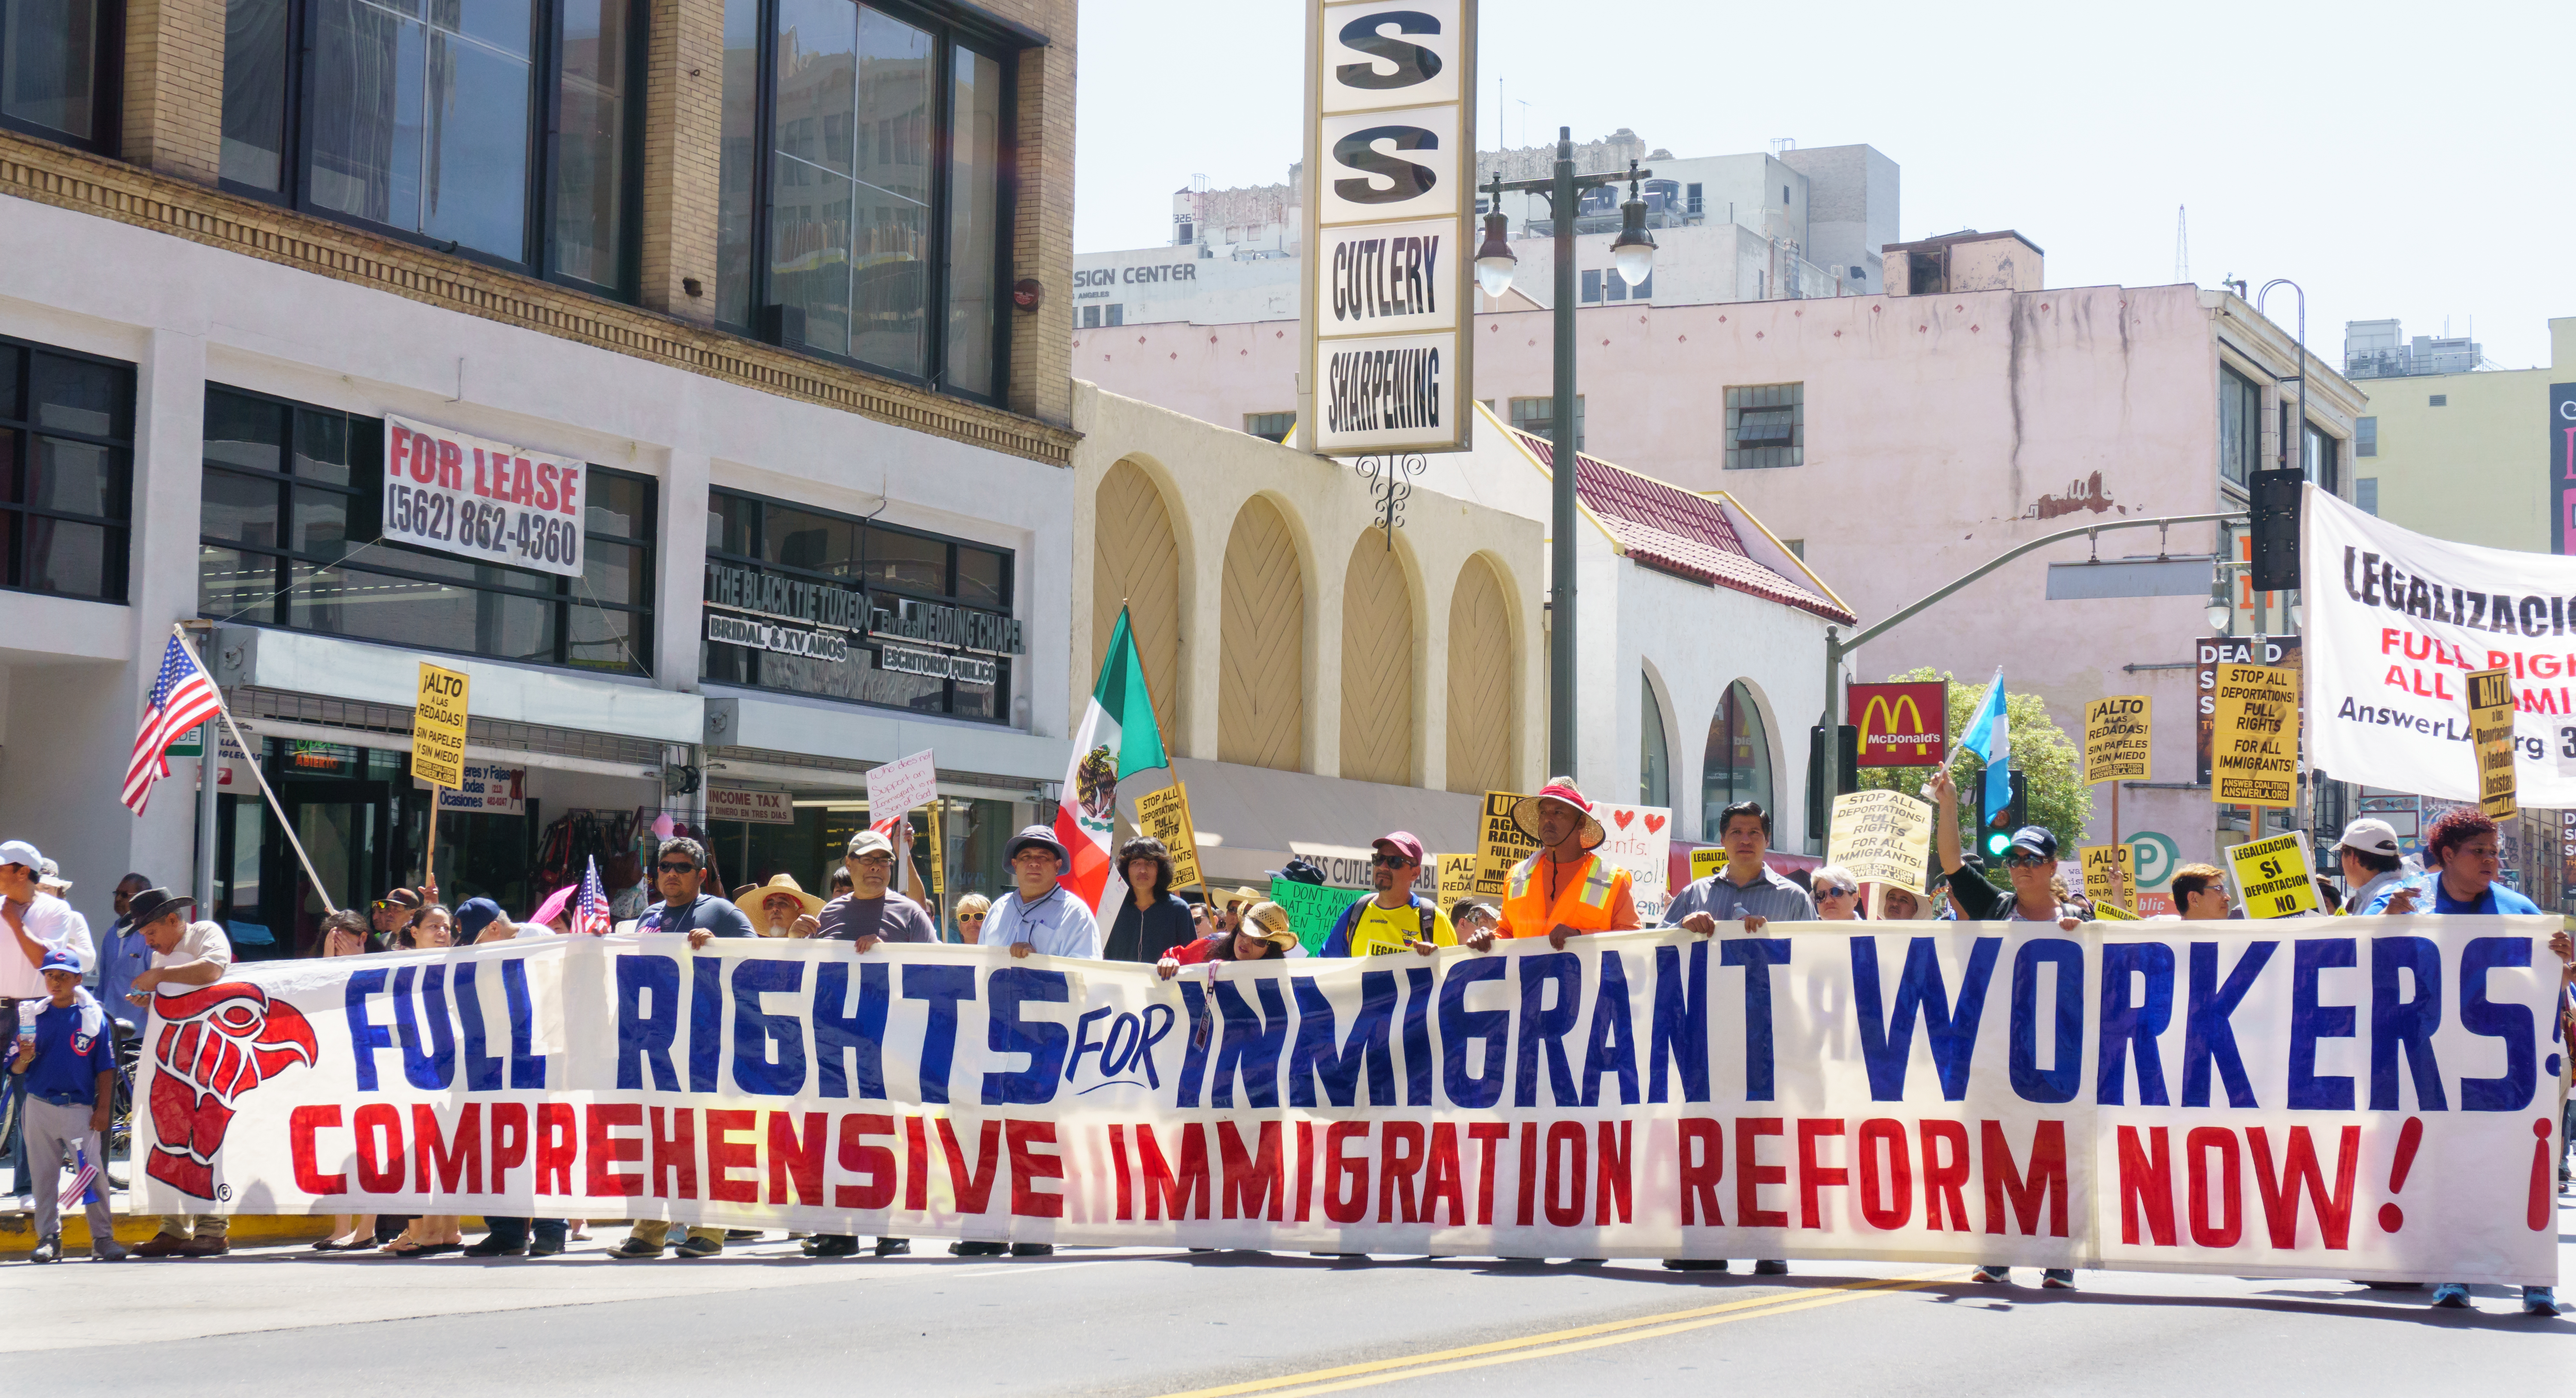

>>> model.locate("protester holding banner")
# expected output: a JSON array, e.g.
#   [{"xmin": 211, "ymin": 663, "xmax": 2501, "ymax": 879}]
[
  {"xmin": 1481, "ymin": 781, "xmax": 1639, "ymax": 949},
  {"xmin": 1320, "ymin": 832, "xmax": 1455, "ymax": 957},
  {"xmin": 1450, "ymin": 900, "xmax": 1498, "ymax": 941},
  {"xmin": 814, "ymin": 832, "xmax": 938, "ymax": 949},
  {"xmin": 1809, "ymin": 866, "xmax": 1862, "ymax": 920},
  {"xmin": 2369, "ymin": 808, "xmax": 2539, "ymax": 919},
  {"xmin": 638, "ymin": 838, "xmax": 756, "ymax": 945},
  {"xmin": 735, "ymin": 874, "xmax": 823, "ymax": 938},
  {"xmin": 1101, "ymin": 836, "xmax": 1193, "ymax": 963},
  {"xmin": 1157, "ymin": 901, "xmax": 1299, "ymax": 974},
  {"xmin": 2168, "ymin": 864, "xmax": 2233, "ymax": 921},
  {"xmin": 979, "ymin": 826, "xmax": 1100, "ymax": 959},
  {"xmin": 1660, "ymin": 801, "xmax": 1813, "ymax": 936},
  {"xmin": 1877, "ymin": 886, "xmax": 1923, "ymax": 920}
]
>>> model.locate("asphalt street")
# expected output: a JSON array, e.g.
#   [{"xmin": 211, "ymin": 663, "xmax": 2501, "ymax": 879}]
[{"xmin": 8, "ymin": 1200, "xmax": 2569, "ymax": 1396}]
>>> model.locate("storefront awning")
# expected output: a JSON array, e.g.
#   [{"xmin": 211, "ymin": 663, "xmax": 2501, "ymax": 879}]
[
  {"xmin": 1144, "ymin": 758, "xmax": 1482, "ymax": 888},
  {"xmin": 212, "ymin": 627, "xmax": 703, "ymax": 744}
]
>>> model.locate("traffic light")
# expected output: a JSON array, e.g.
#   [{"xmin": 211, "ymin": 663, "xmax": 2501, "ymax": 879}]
[
  {"xmin": 1977, "ymin": 769, "xmax": 2029, "ymax": 860},
  {"xmin": 1806, "ymin": 723, "xmax": 1858, "ymax": 839},
  {"xmin": 2247, "ymin": 467, "xmax": 2303, "ymax": 593}
]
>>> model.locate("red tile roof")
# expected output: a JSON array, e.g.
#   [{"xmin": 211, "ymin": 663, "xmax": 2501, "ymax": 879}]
[{"xmin": 1507, "ymin": 428, "xmax": 1855, "ymax": 623}]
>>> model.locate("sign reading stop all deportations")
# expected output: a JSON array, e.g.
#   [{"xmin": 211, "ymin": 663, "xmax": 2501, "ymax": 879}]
[
  {"xmin": 2084, "ymin": 696, "xmax": 2151, "ymax": 784},
  {"xmin": 1133, "ymin": 782, "xmax": 1204, "ymax": 890},
  {"xmin": 1300, "ymin": 0, "xmax": 1476, "ymax": 453},
  {"xmin": 2209, "ymin": 665, "xmax": 2297, "ymax": 807},
  {"xmin": 411, "ymin": 662, "xmax": 470, "ymax": 790},
  {"xmin": 1824, "ymin": 790, "xmax": 1933, "ymax": 891},
  {"xmin": 2225, "ymin": 831, "xmax": 2320, "ymax": 918}
]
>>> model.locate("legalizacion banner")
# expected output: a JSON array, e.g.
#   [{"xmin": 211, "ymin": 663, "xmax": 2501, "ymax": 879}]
[{"xmin": 137, "ymin": 923, "xmax": 2564, "ymax": 1284}]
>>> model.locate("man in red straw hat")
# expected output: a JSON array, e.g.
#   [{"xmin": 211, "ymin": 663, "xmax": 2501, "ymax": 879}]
[{"xmin": 1469, "ymin": 778, "xmax": 1640, "ymax": 948}]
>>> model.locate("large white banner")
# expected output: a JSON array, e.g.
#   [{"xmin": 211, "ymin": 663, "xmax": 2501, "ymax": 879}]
[
  {"xmin": 137, "ymin": 922, "xmax": 2562, "ymax": 1283},
  {"xmin": 2306, "ymin": 483, "xmax": 2576, "ymax": 804}
]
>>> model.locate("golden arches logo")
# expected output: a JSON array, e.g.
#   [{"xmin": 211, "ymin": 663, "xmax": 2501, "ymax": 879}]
[{"xmin": 1859, "ymin": 693, "xmax": 1938, "ymax": 755}]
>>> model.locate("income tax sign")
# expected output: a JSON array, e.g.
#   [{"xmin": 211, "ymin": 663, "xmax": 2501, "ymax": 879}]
[
  {"xmin": 384, "ymin": 414, "xmax": 587, "ymax": 577},
  {"xmin": 135, "ymin": 925, "xmax": 2560, "ymax": 1283}
]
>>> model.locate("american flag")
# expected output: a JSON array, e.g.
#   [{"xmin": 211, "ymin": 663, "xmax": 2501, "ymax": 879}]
[
  {"xmin": 122, "ymin": 635, "xmax": 225, "ymax": 814},
  {"xmin": 572, "ymin": 856, "xmax": 612, "ymax": 936},
  {"xmin": 64, "ymin": 1142, "xmax": 100, "ymax": 1208}
]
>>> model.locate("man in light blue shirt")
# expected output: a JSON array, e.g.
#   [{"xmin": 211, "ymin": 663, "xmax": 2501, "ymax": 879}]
[
  {"xmin": 95, "ymin": 875, "xmax": 156, "ymax": 1032},
  {"xmin": 979, "ymin": 826, "xmax": 1101, "ymax": 960}
]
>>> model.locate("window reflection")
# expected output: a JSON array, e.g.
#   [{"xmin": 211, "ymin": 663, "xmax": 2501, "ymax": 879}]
[{"xmin": 1702, "ymin": 681, "xmax": 1772, "ymax": 838}]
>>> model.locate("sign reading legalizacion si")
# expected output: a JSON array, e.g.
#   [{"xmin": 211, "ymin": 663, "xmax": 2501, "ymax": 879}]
[
  {"xmin": 384, "ymin": 415, "xmax": 586, "ymax": 577},
  {"xmin": 2225, "ymin": 830, "xmax": 2319, "ymax": 918},
  {"xmin": 1300, "ymin": 0, "xmax": 1476, "ymax": 454}
]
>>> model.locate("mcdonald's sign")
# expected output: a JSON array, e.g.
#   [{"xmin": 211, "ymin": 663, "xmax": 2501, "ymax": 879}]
[{"xmin": 1849, "ymin": 681, "xmax": 1949, "ymax": 767}]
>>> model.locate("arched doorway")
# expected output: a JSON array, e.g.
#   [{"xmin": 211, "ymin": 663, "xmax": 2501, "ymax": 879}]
[
  {"xmin": 1702, "ymin": 680, "xmax": 1773, "ymax": 837},
  {"xmin": 1219, "ymin": 495, "xmax": 1305, "ymax": 771}
]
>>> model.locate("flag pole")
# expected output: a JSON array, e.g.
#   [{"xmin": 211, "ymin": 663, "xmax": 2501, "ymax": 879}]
[
  {"xmin": 1115, "ymin": 605, "xmax": 1205, "ymax": 903},
  {"xmin": 174, "ymin": 625, "xmax": 340, "ymax": 916}
]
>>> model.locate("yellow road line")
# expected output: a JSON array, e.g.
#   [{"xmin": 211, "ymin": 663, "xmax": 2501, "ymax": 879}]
[{"xmin": 1154, "ymin": 1268, "xmax": 1962, "ymax": 1398}]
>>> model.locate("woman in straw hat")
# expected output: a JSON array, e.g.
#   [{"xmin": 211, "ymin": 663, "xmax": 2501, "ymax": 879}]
[{"xmin": 1155, "ymin": 901, "xmax": 1299, "ymax": 977}]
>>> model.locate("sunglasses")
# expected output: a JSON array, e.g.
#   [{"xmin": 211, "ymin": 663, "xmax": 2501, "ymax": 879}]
[
  {"xmin": 656, "ymin": 861, "xmax": 700, "ymax": 874},
  {"xmin": 1820, "ymin": 886, "xmax": 1858, "ymax": 898},
  {"xmin": 2002, "ymin": 852, "xmax": 2050, "ymax": 868},
  {"xmin": 960, "ymin": 913, "xmax": 987, "ymax": 922},
  {"xmin": 1370, "ymin": 854, "xmax": 1418, "ymax": 869}
]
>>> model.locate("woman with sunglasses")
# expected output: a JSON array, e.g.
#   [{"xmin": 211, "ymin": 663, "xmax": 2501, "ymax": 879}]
[
  {"xmin": 1810, "ymin": 866, "xmax": 1863, "ymax": 921},
  {"xmin": 953, "ymin": 893, "xmax": 991, "ymax": 945}
]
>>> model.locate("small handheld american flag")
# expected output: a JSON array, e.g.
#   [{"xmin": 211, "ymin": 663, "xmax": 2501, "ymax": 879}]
[
  {"xmin": 572, "ymin": 856, "xmax": 612, "ymax": 936},
  {"xmin": 64, "ymin": 1142, "xmax": 101, "ymax": 1209},
  {"xmin": 122, "ymin": 634, "xmax": 225, "ymax": 815}
]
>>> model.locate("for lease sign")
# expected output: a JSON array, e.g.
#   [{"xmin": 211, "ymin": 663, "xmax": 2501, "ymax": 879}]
[{"xmin": 384, "ymin": 414, "xmax": 586, "ymax": 577}]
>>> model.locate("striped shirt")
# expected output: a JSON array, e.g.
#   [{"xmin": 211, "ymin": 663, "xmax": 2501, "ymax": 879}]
[{"xmin": 1659, "ymin": 864, "xmax": 1818, "ymax": 927}]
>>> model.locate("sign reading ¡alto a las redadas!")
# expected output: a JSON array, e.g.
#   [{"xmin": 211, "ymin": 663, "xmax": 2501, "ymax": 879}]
[{"xmin": 383, "ymin": 414, "xmax": 586, "ymax": 577}]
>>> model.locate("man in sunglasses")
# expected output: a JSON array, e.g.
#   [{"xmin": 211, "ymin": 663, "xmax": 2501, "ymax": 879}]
[
  {"xmin": 1320, "ymin": 832, "xmax": 1455, "ymax": 957},
  {"xmin": 636, "ymin": 837, "xmax": 755, "ymax": 949},
  {"xmin": 369, "ymin": 887, "xmax": 422, "ymax": 951}
]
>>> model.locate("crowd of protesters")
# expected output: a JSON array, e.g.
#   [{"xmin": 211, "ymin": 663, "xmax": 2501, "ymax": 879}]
[{"xmin": 5, "ymin": 780, "xmax": 2570, "ymax": 1314}]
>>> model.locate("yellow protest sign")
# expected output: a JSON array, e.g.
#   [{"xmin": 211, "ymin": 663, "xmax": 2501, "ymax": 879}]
[
  {"xmin": 1434, "ymin": 854, "xmax": 1480, "ymax": 908},
  {"xmin": 411, "ymin": 662, "xmax": 471, "ymax": 790},
  {"xmin": 1825, "ymin": 789, "xmax": 1934, "ymax": 892},
  {"xmin": 2209, "ymin": 664, "xmax": 2298, "ymax": 808},
  {"xmin": 2225, "ymin": 831, "xmax": 2319, "ymax": 918},
  {"xmin": 2467, "ymin": 668, "xmax": 2517, "ymax": 821},
  {"xmin": 1132, "ymin": 781, "xmax": 1203, "ymax": 891},
  {"xmin": 2093, "ymin": 902, "xmax": 2141, "ymax": 921},
  {"xmin": 1474, "ymin": 790, "xmax": 1536, "ymax": 898},
  {"xmin": 2084, "ymin": 696, "xmax": 2152, "ymax": 785},
  {"xmin": 2079, "ymin": 843, "xmax": 2134, "ymax": 912},
  {"xmin": 1689, "ymin": 847, "xmax": 1727, "ymax": 883}
]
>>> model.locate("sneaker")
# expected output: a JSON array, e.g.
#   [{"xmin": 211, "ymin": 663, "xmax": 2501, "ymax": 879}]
[
  {"xmin": 2522, "ymin": 1286, "xmax": 2558, "ymax": 1316},
  {"xmin": 723, "ymin": 1229, "xmax": 762, "ymax": 1241},
  {"xmin": 1661, "ymin": 1259, "xmax": 1728, "ymax": 1272},
  {"xmin": 1753, "ymin": 1259, "xmax": 1789, "ymax": 1276},
  {"xmin": 874, "ymin": 1237, "xmax": 911, "ymax": 1257},
  {"xmin": 607, "ymin": 1236, "xmax": 665, "ymax": 1261},
  {"xmin": 2041, "ymin": 1270, "xmax": 2076, "ymax": 1289},
  {"xmin": 1010, "ymin": 1242, "xmax": 1054, "ymax": 1258},
  {"xmin": 30, "ymin": 1237, "xmax": 60, "ymax": 1264},
  {"xmin": 1971, "ymin": 1265, "xmax": 2010, "ymax": 1284},
  {"xmin": 949, "ymin": 1240, "xmax": 1007, "ymax": 1257},
  {"xmin": 802, "ymin": 1235, "xmax": 860, "ymax": 1258},
  {"xmin": 130, "ymin": 1234, "xmax": 195, "ymax": 1259},
  {"xmin": 90, "ymin": 1242, "xmax": 128, "ymax": 1262},
  {"xmin": 528, "ymin": 1238, "xmax": 564, "ymax": 1258},
  {"xmin": 674, "ymin": 1234, "xmax": 724, "ymax": 1259},
  {"xmin": 2430, "ymin": 1283, "xmax": 2472, "ymax": 1308},
  {"xmin": 460, "ymin": 1238, "xmax": 525, "ymax": 1258}
]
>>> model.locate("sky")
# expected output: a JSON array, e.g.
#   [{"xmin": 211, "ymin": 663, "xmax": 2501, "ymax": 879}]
[{"xmin": 1074, "ymin": 0, "xmax": 2573, "ymax": 370}]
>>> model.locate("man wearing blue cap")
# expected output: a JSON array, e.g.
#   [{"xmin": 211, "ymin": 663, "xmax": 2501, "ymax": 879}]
[
  {"xmin": 3, "ymin": 838, "xmax": 83, "ymax": 1211},
  {"xmin": 12, "ymin": 947, "xmax": 125, "ymax": 1261}
]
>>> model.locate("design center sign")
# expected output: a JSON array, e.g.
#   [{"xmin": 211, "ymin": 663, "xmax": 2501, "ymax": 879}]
[{"xmin": 1299, "ymin": 0, "xmax": 1476, "ymax": 454}]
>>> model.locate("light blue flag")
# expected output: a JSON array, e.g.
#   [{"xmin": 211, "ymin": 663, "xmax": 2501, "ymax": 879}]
[{"xmin": 1956, "ymin": 667, "xmax": 2012, "ymax": 819}]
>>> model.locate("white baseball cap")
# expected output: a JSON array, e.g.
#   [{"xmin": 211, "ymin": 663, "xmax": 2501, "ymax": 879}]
[{"xmin": 2334, "ymin": 818, "xmax": 2402, "ymax": 858}]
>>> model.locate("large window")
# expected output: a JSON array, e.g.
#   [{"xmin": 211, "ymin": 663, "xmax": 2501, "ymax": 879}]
[
  {"xmin": 2218, "ymin": 365, "xmax": 2260, "ymax": 487},
  {"xmin": 0, "ymin": 334, "xmax": 132, "ymax": 602},
  {"xmin": 2304, "ymin": 420, "xmax": 2339, "ymax": 495},
  {"xmin": 1639, "ymin": 672, "xmax": 1668, "ymax": 807},
  {"xmin": 219, "ymin": 0, "xmax": 645, "ymax": 296},
  {"xmin": 716, "ymin": 0, "xmax": 1014, "ymax": 399},
  {"xmin": 1702, "ymin": 681, "xmax": 1771, "ymax": 840},
  {"xmin": 1724, "ymin": 383, "xmax": 1802, "ymax": 470},
  {"xmin": 0, "ymin": 0, "xmax": 115, "ymax": 149},
  {"xmin": 702, "ymin": 487, "xmax": 1015, "ymax": 719},
  {"xmin": 197, "ymin": 385, "xmax": 656, "ymax": 674},
  {"xmin": 1508, "ymin": 395, "xmax": 1583, "ymax": 451}
]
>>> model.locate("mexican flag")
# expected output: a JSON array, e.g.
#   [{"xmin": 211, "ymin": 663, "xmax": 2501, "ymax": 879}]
[{"xmin": 1056, "ymin": 608, "xmax": 1169, "ymax": 913}]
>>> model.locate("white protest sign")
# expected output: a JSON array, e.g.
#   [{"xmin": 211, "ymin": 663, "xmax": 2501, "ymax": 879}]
[
  {"xmin": 865, "ymin": 749, "xmax": 939, "ymax": 826},
  {"xmin": 383, "ymin": 415, "xmax": 586, "ymax": 577},
  {"xmin": 1590, "ymin": 801, "xmax": 1672, "ymax": 920},
  {"xmin": 1825, "ymin": 789, "xmax": 1935, "ymax": 892}
]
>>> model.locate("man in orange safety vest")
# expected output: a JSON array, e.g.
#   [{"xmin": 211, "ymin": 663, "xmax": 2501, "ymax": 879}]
[{"xmin": 1465, "ymin": 778, "xmax": 1642, "ymax": 950}]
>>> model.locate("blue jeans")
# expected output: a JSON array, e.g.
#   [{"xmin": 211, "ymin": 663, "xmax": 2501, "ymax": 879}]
[{"xmin": 483, "ymin": 1217, "xmax": 567, "ymax": 1248}]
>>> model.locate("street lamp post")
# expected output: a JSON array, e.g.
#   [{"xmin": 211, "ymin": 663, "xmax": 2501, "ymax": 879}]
[{"xmin": 1474, "ymin": 128, "xmax": 1653, "ymax": 777}]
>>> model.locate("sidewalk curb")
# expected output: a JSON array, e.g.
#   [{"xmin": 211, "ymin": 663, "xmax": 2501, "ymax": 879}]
[{"xmin": 1, "ymin": 1213, "xmax": 490, "ymax": 1257}]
